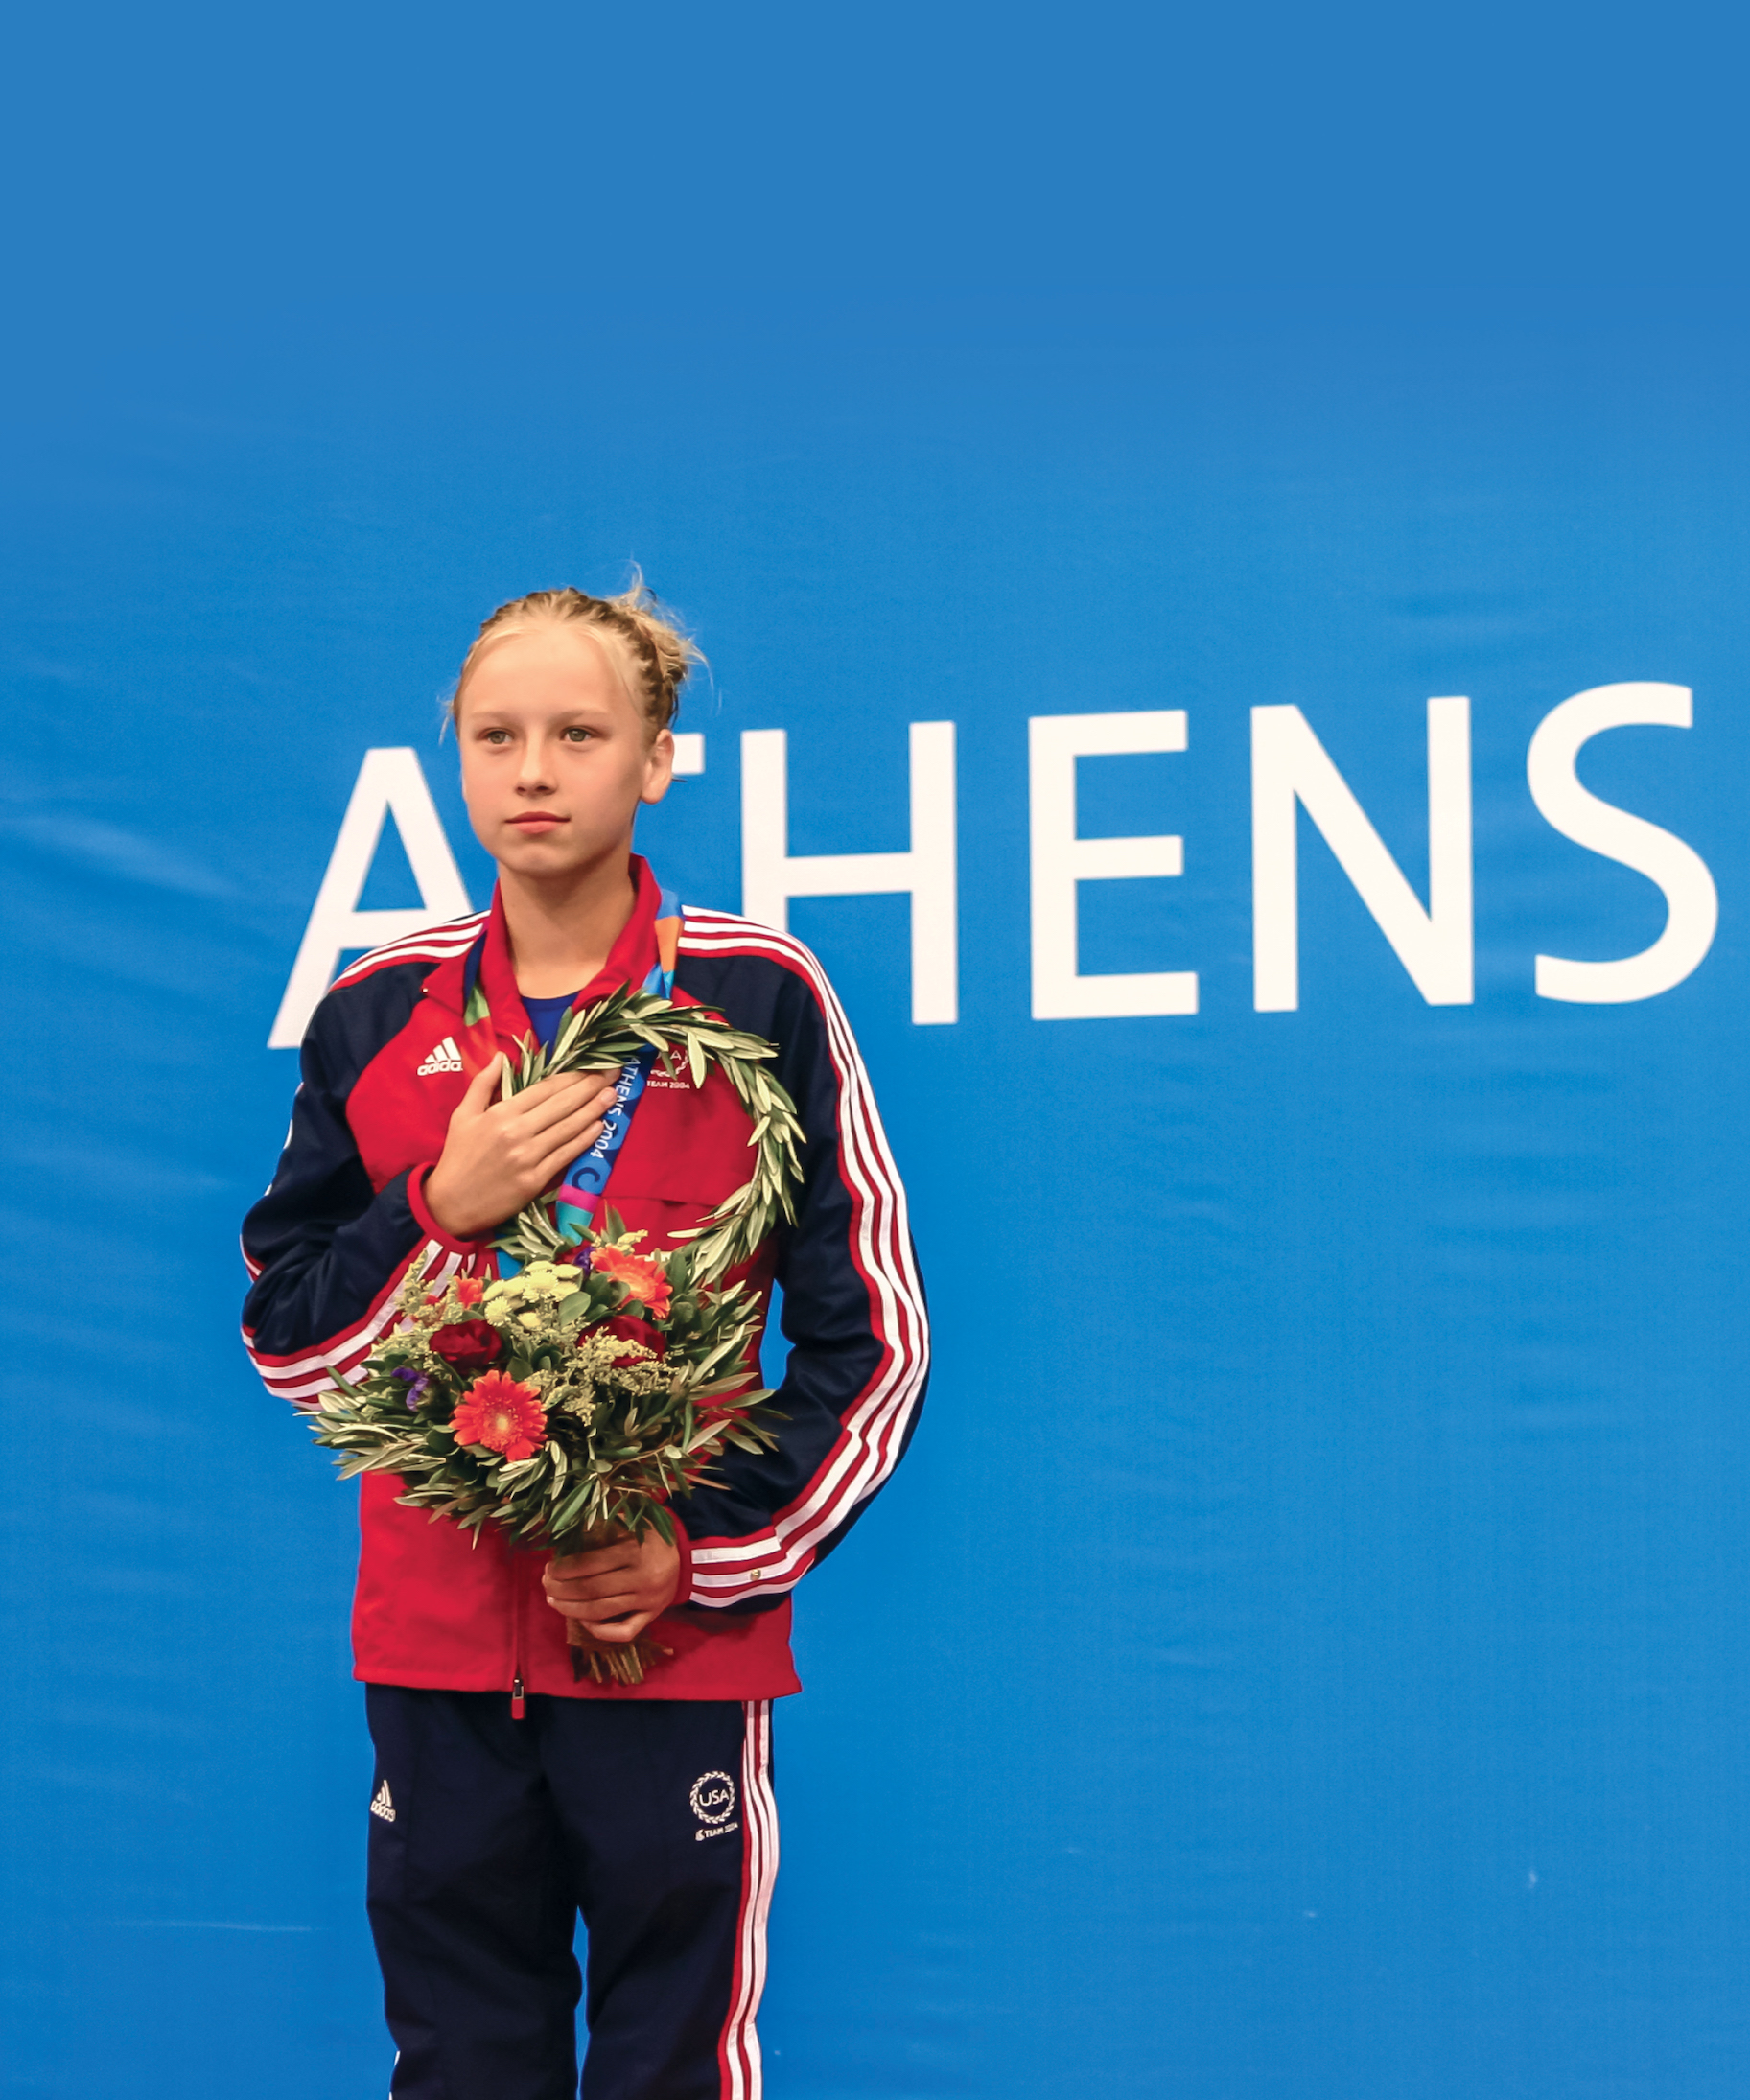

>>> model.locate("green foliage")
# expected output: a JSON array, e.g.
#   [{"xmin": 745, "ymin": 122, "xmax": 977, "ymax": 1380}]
[{"xmin": 490, "ymin": 985, "xmax": 805, "ymax": 1277}]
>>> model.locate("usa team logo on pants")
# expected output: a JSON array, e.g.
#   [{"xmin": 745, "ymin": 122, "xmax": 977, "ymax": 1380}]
[{"xmin": 690, "ymin": 1770, "xmax": 738, "ymax": 1840}]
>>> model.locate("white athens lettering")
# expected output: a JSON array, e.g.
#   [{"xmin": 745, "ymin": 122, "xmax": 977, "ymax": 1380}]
[{"xmin": 281, "ymin": 690, "xmax": 1717, "ymax": 1046}]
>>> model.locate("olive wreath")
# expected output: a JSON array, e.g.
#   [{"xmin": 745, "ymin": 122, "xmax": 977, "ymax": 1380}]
[{"xmin": 490, "ymin": 984, "xmax": 805, "ymax": 1278}]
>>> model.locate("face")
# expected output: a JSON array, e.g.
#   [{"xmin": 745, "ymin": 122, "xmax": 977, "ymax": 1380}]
[{"xmin": 455, "ymin": 626, "xmax": 674, "ymax": 882}]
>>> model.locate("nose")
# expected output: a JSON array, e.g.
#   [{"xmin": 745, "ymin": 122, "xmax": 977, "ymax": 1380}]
[{"xmin": 515, "ymin": 738, "xmax": 555, "ymax": 796}]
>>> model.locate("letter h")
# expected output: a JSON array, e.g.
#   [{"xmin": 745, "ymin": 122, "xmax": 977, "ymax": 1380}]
[{"xmin": 740, "ymin": 724, "xmax": 958, "ymax": 1024}]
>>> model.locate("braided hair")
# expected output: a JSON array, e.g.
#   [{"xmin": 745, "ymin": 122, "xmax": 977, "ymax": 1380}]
[{"xmin": 452, "ymin": 574, "xmax": 703, "ymax": 735}]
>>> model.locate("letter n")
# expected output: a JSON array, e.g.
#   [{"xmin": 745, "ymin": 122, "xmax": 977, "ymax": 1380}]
[{"xmin": 1250, "ymin": 699, "xmax": 1473, "ymax": 1011}]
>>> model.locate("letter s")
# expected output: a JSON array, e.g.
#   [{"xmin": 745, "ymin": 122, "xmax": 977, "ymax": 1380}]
[{"xmin": 1528, "ymin": 683, "xmax": 1718, "ymax": 1003}]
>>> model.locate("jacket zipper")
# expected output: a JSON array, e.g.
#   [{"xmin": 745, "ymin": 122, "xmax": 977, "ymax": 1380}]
[{"xmin": 510, "ymin": 1556, "xmax": 527, "ymax": 1720}]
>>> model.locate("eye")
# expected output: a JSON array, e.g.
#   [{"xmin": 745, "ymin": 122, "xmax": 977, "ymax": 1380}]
[
  {"xmin": 480, "ymin": 728, "xmax": 512, "ymax": 746},
  {"xmin": 562, "ymin": 725, "xmax": 595, "ymax": 743}
]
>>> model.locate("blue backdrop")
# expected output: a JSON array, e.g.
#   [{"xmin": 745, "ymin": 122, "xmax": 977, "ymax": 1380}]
[{"xmin": 4, "ymin": 6, "xmax": 1750, "ymax": 2095}]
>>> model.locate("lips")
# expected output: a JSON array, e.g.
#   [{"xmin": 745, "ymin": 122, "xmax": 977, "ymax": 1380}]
[{"xmin": 508, "ymin": 813, "xmax": 567, "ymax": 829}]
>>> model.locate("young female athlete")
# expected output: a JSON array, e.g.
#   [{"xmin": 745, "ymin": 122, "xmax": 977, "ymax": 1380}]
[{"xmin": 242, "ymin": 585, "xmax": 928, "ymax": 2100}]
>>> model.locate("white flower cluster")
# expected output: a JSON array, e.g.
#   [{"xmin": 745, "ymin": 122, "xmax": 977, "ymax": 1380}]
[{"xmin": 480, "ymin": 1261, "xmax": 578, "ymax": 1329}]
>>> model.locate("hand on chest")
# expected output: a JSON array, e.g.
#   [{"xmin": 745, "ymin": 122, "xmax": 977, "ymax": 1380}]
[{"xmin": 349, "ymin": 998, "xmax": 759, "ymax": 1227}]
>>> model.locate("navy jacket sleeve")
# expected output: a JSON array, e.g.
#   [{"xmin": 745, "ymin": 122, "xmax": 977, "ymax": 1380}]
[
  {"xmin": 669, "ymin": 912, "xmax": 930, "ymax": 1609},
  {"xmin": 241, "ymin": 962, "xmax": 444, "ymax": 1406}
]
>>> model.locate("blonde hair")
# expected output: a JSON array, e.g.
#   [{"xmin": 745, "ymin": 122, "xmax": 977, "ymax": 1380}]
[{"xmin": 452, "ymin": 576, "xmax": 703, "ymax": 735}]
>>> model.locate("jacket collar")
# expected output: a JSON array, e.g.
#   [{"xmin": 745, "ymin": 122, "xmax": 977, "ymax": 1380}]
[{"xmin": 455, "ymin": 854, "xmax": 664, "ymax": 1053}]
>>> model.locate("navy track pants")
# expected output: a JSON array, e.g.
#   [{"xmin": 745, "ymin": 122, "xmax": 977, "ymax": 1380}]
[{"xmin": 364, "ymin": 1686, "xmax": 777, "ymax": 2100}]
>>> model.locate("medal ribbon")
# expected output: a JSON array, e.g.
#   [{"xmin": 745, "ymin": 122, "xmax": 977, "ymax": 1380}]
[{"xmin": 487, "ymin": 881, "xmax": 682, "ymax": 1278}]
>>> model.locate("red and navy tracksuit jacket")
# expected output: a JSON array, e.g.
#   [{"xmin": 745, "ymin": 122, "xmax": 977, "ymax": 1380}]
[{"xmin": 242, "ymin": 857, "xmax": 928, "ymax": 1705}]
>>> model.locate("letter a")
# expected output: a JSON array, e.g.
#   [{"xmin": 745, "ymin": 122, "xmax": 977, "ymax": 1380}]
[{"xmin": 268, "ymin": 748, "xmax": 473, "ymax": 1047}]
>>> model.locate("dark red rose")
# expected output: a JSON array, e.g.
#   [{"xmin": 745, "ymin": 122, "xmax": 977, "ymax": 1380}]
[
  {"xmin": 595, "ymin": 1312, "xmax": 666, "ymax": 1366},
  {"xmin": 429, "ymin": 1319, "xmax": 502, "ymax": 1374}
]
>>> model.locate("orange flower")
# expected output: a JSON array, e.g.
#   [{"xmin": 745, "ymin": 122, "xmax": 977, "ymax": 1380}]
[
  {"xmin": 455, "ymin": 1276, "xmax": 485, "ymax": 1308},
  {"xmin": 452, "ymin": 1372, "xmax": 547, "ymax": 1461},
  {"xmin": 590, "ymin": 1245, "xmax": 672, "ymax": 1318}
]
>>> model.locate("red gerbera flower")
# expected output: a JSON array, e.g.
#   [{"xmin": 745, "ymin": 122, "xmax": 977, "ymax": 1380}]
[
  {"xmin": 590, "ymin": 1244, "xmax": 672, "ymax": 1318},
  {"xmin": 452, "ymin": 1371, "xmax": 548, "ymax": 1461}
]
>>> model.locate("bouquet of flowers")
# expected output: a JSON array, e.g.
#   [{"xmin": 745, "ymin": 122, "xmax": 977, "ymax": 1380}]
[{"xmin": 309, "ymin": 984, "xmax": 805, "ymax": 1685}]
